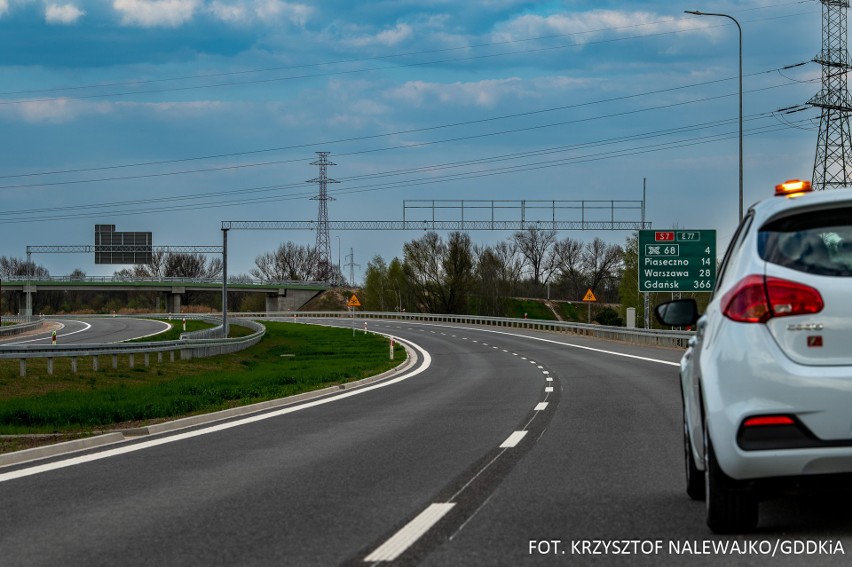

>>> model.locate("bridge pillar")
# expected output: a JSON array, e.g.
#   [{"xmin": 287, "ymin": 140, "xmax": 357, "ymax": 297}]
[
  {"xmin": 168, "ymin": 287, "xmax": 185, "ymax": 314},
  {"xmin": 265, "ymin": 290, "xmax": 289, "ymax": 313},
  {"xmin": 265, "ymin": 288, "xmax": 322, "ymax": 313},
  {"xmin": 23, "ymin": 285, "xmax": 35, "ymax": 318}
]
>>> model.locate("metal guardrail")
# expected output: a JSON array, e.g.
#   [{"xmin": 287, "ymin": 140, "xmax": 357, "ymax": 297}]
[
  {"xmin": 234, "ymin": 311, "xmax": 694, "ymax": 349},
  {"xmin": 0, "ymin": 316, "xmax": 266, "ymax": 375},
  {"xmin": 0, "ymin": 311, "xmax": 689, "ymax": 370},
  {"xmin": 2, "ymin": 275, "xmax": 327, "ymax": 286},
  {"xmin": 0, "ymin": 320, "xmax": 44, "ymax": 337}
]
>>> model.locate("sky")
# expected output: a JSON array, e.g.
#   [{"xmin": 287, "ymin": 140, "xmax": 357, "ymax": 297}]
[{"xmin": 0, "ymin": 0, "xmax": 827, "ymax": 283}]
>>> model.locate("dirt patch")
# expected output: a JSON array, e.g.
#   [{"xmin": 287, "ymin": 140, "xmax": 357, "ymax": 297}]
[{"xmin": 0, "ymin": 321, "xmax": 62, "ymax": 344}]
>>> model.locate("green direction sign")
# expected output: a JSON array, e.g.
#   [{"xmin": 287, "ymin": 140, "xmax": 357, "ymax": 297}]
[{"xmin": 638, "ymin": 230, "xmax": 716, "ymax": 292}]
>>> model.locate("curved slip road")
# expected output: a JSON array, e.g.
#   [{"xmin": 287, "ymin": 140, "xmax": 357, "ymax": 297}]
[
  {"xmin": 0, "ymin": 318, "xmax": 850, "ymax": 566},
  {"xmin": 3, "ymin": 317, "xmax": 171, "ymax": 345}
]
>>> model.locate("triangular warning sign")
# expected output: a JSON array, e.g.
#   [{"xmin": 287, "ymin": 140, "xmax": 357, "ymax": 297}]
[
  {"xmin": 582, "ymin": 289, "xmax": 597, "ymax": 302},
  {"xmin": 347, "ymin": 294, "xmax": 361, "ymax": 307}
]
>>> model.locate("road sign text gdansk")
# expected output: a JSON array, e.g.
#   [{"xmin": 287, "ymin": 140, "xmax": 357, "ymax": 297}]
[{"xmin": 638, "ymin": 230, "xmax": 716, "ymax": 292}]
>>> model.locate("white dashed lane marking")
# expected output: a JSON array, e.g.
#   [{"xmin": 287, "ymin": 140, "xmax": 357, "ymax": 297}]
[
  {"xmin": 364, "ymin": 503, "xmax": 456, "ymax": 562},
  {"xmin": 500, "ymin": 431, "xmax": 529, "ymax": 448}
]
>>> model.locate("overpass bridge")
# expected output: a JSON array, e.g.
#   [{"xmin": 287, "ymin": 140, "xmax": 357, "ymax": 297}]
[{"xmin": 0, "ymin": 276, "xmax": 327, "ymax": 315}]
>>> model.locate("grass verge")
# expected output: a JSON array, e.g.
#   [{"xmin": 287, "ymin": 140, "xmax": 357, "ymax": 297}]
[
  {"xmin": 128, "ymin": 318, "xmax": 252, "ymax": 342},
  {"xmin": 0, "ymin": 322, "xmax": 404, "ymax": 452},
  {"xmin": 505, "ymin": 299, "xmax": 555, "ymax": 320}
]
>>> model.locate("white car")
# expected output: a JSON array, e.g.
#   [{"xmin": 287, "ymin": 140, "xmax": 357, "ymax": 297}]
[{"xmin": 656, "ymin": 180, "xmax": 852, "ymax": 533}]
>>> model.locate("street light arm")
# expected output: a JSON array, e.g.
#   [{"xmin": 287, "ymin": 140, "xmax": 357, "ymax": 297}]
[
  {"xmin": 684, "ymin": 9, "xmax": 744, "ymax": 223},
  {"xmin": 685, "ymin": 10, "xmax": 742, "ymax": 32}
]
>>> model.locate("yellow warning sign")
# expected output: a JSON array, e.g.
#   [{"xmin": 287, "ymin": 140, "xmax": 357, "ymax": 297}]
[
  {"xmin": 347, "ymin": 294, "xmax": 361, "ymax": 307},
  {"xmin": 582, "ymin": 289, "xmax": 597, "ymax": 302}
]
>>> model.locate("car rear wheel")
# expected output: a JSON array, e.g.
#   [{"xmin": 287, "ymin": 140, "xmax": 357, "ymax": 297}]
[
  {"xmin": 684, "ymin": 408, "xmax": 705, "ymax": 500},
  {"xmin": 704, "ymin": 429, "xmax": 758, "ymax": 533}
]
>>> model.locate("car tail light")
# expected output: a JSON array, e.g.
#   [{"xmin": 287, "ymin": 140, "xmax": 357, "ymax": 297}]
[
  {"xmin": 738, "ymin": 414, "xmax": 818, "ymax": 450},
  {"xmin": 743, "ymin": 415, "xmax": 795, "ymax": 427},
  {"xmin": 722, "ymin": 275, "xmax": 823, "ymax": 323}
]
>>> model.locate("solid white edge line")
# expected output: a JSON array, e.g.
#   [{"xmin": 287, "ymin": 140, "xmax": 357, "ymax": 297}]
[
  {"xmin": 364, "ymin": 503, "xmax": 456, "ymax": 562},
  {"xmin": 123, "ymin": 319, "xmax": 173, "ymax": 343},
  {"xmin": 499, "ymin": 431, "xmax": 528, "ymax": 448},
  {"xmin": 374, "ymin": 321, "xmax": 681, "ymax": 367},
  {"xmin": 11, "ymin": 321, "xmax": 87, "ymax": 344},
  {"xmin": 0, "ymin": 335, "xmax": 433, "ymax": 484}
]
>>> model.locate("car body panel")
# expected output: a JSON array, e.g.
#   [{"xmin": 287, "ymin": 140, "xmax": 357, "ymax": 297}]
[{"xmin": 674, "ymin": 188, "xmax": 852, "ymax": 486}]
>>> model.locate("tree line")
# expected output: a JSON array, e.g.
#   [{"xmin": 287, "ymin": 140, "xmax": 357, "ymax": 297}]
[
  {"xmin": 361, "ymin": 228, "xmax": 625, "ymax": 316},
  {"xmin": 3, "ymin": 231, "xmax": 695, "ymax": 325}
]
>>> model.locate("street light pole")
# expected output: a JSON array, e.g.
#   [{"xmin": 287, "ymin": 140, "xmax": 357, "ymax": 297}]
[
  {"xmin": 685, "ymin": 10, "xmax": 743, "ymax": 222},
  {"xmin": 336, "ymin": 235, "xmax": 342, "ymax": 286}
]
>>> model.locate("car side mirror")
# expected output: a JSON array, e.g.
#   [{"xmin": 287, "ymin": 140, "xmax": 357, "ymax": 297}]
[{"xmin": 655, "ymin": 299, "xmax": 699, "ymax": 327}]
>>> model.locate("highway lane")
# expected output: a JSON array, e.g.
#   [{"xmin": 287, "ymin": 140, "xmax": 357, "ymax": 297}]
[
  {"xmin": 1, "ymin": 319, "xmax": 850, "ymax": 566},
  {"xmin": 2, "ymin": 317, "xmax": 171, "ymax": 345},
  {"xmin": 368, "ymin": 322, "xmax": 852, "ymax": 566},
  {"xmin": 0, "ymin": 320, "xmax": 552, "ymax": 566}
]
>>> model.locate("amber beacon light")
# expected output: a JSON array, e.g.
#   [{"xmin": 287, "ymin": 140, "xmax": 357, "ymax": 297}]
[{"xmin": 774, "ymin": 179, "xmax": 812, "ymax": 197}]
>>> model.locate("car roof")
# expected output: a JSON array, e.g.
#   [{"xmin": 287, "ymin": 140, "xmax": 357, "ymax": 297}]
[{"xmin": 748, "ymin": 187, "xmax": 852, "ymax": 225}]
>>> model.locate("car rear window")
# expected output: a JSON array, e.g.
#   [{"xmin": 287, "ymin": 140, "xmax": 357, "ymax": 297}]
[{"xmin": 758, "ymin": 206, "xmax": 852, "ymax": 277}]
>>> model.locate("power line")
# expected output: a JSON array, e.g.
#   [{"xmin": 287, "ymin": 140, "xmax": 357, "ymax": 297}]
[
  {"xmin": 0, "ymin": 64, "xmax": 794, "ymax": 181},
  {"xmin": 0, "ymin": 109, "xmax": 807, "ymax": 218},
  {"xmin": 0, "ymin": 73, "xmax": 812, "ymax": 190},
  {"xmin": 0, "ymin": 3, "xmax": 816, "ymax": 105},
  {"xmin": 0, "ymin": 114, "xmax": 815, "ymax": 225}
]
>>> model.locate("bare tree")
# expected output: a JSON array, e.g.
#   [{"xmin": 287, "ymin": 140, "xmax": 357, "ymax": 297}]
[
  {"xmin": 251, "ymin": 242, "xmax": 318, "ymax": 282},
  {"xmin": 441, "ymin": 232, "xmax": 475, "ymax": 313},
  {"xmin": 400, "ymin": 231, "xmax": 475, "ymax": 313},
  {"xmin": 165, "ymin": 253, "xmax": 207, "ymax": 278},
  {"xmin": 512, "ymin": 227, "xmax": 558, "ymax": 288},
  {"xmin": 552, "ymin": 237, "xmax": 585, "ymax": 299},
  {"xmin": 581, "ymin": 238, "xmax": 624, "ymax": 302},
  {"xmin": 492, "ymin": 240, "xmax": 524, "ymax": 290},
  {"xmin": 363, "ymin": 255, "xmax": 394, "ymax": 311},
  {"xmin": 0, "ymin": 256, "xmax": 49, "ymax": 279},
  {"xmin": 402, "ymin": 232, "xmax": 445, "ymax": 313},
  {"xmin": 474, "ymin": 240, "xmax": 522, "ymax": 315},
  {"xmin": 0, "ymin": 256, "xmax": 49, "ymax": 314}
]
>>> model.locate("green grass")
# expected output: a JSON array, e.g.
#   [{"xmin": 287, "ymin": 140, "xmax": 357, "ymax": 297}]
[
  {"xmin": 557, "ymin": 302, "xmax": 581, "ymax": 322},
  {"xmin": 0, "ymin": 322, "xmax": 403, "ymax": 435},
  {"xmin": 505, "ymin": 299, "xmax": 556, "ymax": 320},
  {"xmin": 128, "ymin": 319, "xmax": 254, "ymax": 342},
  {"xmin": 127, "ymin": 319, "xmax": 211, "ymax": 342}
]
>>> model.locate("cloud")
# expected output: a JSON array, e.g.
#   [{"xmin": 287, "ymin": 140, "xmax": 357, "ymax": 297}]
[
  {"xmin": 0, "ymin": 0, "xmax": 8, "ymax": 17},
  {"xmin": 493, "ymin": 9, "xmax": 707, "ymax": 45},
  {"xmin": 254, "ymin": 0, "xmax": 310, "ymax": 25},
  {"xmin": 345, "ymin": 23, "xmax": 414, "ymax": 48},
  {"xmin": 0, "ymin": 97, "xmax": 228, "ymax": 125},
  {"xmin": 208, "ymin": 0, "xmax": 312, "ymax": 26},
  {"xmin": 45, "ymin": 3, "xmax": 85, "ymax": 25},
  {"xmin": 208, "ymin": 0, "xmax": 247, "ymax": 23},
  {"xmin": 2, "ymin": 98, "xmax": 106, "ymax": 124},
  {"xmin": 113, "ymin": 0, "xmax": 201, "ymax": 27},
  {"xmin": 386, "ymin": 77, "xmax": 526, "ymax": 108},
  {"xmin": 117, "ymin": 100, "xmax": 226, "ymax": 117}
]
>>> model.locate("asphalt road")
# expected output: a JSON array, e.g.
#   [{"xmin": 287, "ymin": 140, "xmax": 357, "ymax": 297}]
[
  {"xmin": 0, "ymin": 318, "xmax": 850, "ymax": 566},
  {"xmin": 3, "ymin": 317, "xmax": 171, "ymax": 345}
]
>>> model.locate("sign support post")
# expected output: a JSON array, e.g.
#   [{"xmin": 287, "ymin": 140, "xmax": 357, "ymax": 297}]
[
  {"xmin": 347, "ymin": 294, "xmax": 361, "ymax": 336},
  {"xmin": 582, "ymin": 288, "xmax": 597, "ymax": 324}
]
